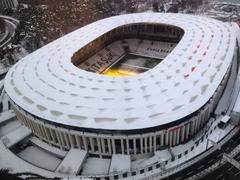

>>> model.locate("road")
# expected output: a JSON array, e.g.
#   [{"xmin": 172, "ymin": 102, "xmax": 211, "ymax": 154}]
[
  {"xmin": 202, "ymin": 151, "xmax": 240, "ymax": 180},
  {"xmin": 0, "ymin": 19, "xmax": 16, "ymax": 49},
  {"xmin": 202, "ymin": 162, "xmax": 240, "ymax": 180},
  {"xmin": 161, "ymin": 130, "xmax": 240, "ymax": 180},
  {"xmin": 0, "ymin": 15, "xmax": 19, "ymax": 49}
]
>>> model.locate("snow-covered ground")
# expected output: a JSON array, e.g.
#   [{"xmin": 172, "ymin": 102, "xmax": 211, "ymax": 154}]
[
  {"xmin": 81, "ymin": 158, "xmax": 111, "ymax": 175},
  {"xmin": 56, "ymin": 149, "xmax": 87, "ymax": 175},
  {"xmin": 1, "ymin": 125, "xmax": 31, "ymax": 148},
  {"xmin": 0, "ymin": 118, "xmax": 21, "ymax": 137},
  {"xmin": 18, "ymin": 145, "xmax": 62, "ymax": 171},
  {"xmin": 29, "ymin": 136, "xmax": 67, "ymax": 158}
]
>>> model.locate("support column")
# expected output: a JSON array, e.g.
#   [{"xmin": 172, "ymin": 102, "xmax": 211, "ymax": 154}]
[
  {"xmin": 23, "ymin": 116, "xmax": 27, "ymax": 126},
  {"xmin": 165, "ymin": 131, "xmax": 169, "ymax": 146},
  {"xmin": 101, "ymin": 138, "xmax": 106, "ymax": 154},
  {"xmin": 27, "ymin": 119, "xmax": 35, "ymax": 134},
  {"xmin": 194, "ymin": 116, "xmax": 200, "ymax": 133},
  {"xmin": 206, "ymin": 108, "xmax": 210, "ymax": 122},
  {"xmin": 30, "ymin": 120, "xmax": 36, "ymax": 134},
  {"xmin": 43, "ymin": 126, "xmax": 51, "ymax": 141},
  {"xmin": 63, "ymin": 132, "xmax": 70, "ymax": 148},
  {"xmin": 107, "ymin": 139, "xmax": 112, "ymax": 154},
  {"xmin": 38, "ymin": 125, "xmax": 45, "ymax": 137},
  {"xmin": 144, "ymin": 136, "xmax": 148, "ymax": 153},
  {"xmin": 172, "ymin": 130, "xmax": 176, "ymax": 146},
  {"xmin": 34, "ymin": 122, "xmax": 40, "ymax": 136},
  {"xmin": 209, "ymin": 99, "xmax": 214, "ymax": 112},
  {"xmin": 121, "ymin": 138, "xmax": 124, "ymax": 154},
  {"xmin": 133, "ymin": 138, "xmax": 137, "ymax": 154},
  {"xmin": 176, "ymin": 127, "xmax": 181, "ymax": 144},
  {"xmin": 49, "ymin": 128, "xmax": 56, "ymax": 142},
  {"xmin": 193, "ymin": 117, "xmax": 197, "ymax": 134},
  {"xmin": 57, "ymin": 131, "xmax": 65, "ymax": 147},
  {"xmin": 111, "ymin": 138, "xmax": 116, "ymax": 154},
  {"xmin": 55, "ymin": 129, "xmax": 62, "ymax": 147},
  {"xmin": 36, "ymin": 124, "xmax": 44, "ymax": 138},
  {"xmin": 111, "ymin": 137, "xmax": 116, "ymax": 154},
  {"xmin": 22, "ymin": 117, "xmax": 27, "ymax": 127},
  {"xmin": 197, "ymin": 115, "xmax": 201, "ymax": 131},
  {"xmin": 97, "ymin": 137, "xmax": 102, "ymax": 157},
  {"xmin": 89, "ymin": 137, "xmax": 94, "ymax": 152},
  {"xmin": 199, "ymin": 112, "xmax": 204, "ymax": 128},
  {"xmin": 41, "ymin": 125, "xmax": 48, "ymax": 139},
  {"xmin": 59, "ymin": 131, "xmax": 66, "ymax": 147},
  {"xmin": 82, "ymin": 136, "xmax": 88, "ymax": 150},
  {"xmin": 153, "ymin": 135, "xmax": 156, "ymax": 152},
  {"xmin": 140, "ymin": 137, "xmax": 143, "ymax": 154},
  {"xmin": 68, "ymin": 134, "xmax": 74, "ymax": 148},
  {"xmin": 23, "ymin": 116, "xmax": 31, "ymax": 129},
  {"xmin": 161, "ymin": 133, "xmax": 164, "ymax": 146},
  {"xmin": 169, "ymin": 131, "xmax": 173, "ymax": 147},
  {"xmin": 75, "ymin": 135, "xmax": 81, "ymax": 148},
  {"xmin": 190, "ymin": 120, "xmax": 195, "ymax": 136},
  {"xmin": 181, "ymin": 126, "xmax": 185, "ymax": 142},
  {"xmin": 186, "ymin": 123, "xmax": 190, "ymax": 139},
  {"xmin": 29, "ymin": 120, "xmax": 37, "ymax": 134},
  {"xmin": 126, "ymin": 138, "xmax": 130, "ymax": 155},
  {"xmin": 149, "ymin": 136, "xmax": 152, "ymax": 152}
]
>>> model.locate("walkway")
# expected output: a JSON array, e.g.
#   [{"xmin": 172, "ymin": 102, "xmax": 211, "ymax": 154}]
[{"xmin": 0, "ymin": 15, "xmax": 19, "ymax": 49}]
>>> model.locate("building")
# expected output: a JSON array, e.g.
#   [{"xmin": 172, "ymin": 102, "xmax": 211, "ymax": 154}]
[
  {"xmin": 4, "ymin": 13, "xmax": 240, "ymax": 161},
  {"xmin": 0, "ymin": 0, "xmax": 18, "ymax": 10}
]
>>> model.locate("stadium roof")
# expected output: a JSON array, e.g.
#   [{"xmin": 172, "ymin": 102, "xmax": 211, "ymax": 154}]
[{"xmin": 4, "ymin": 13, "xmax": 237, "ymax": 130}]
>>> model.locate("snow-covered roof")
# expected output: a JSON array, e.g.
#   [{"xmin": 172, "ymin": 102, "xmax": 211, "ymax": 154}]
[
  {"xmin": 4, "ymin": 13, "xmax": 237, "ymax": 130},
  {"xmin": 56, "ymin": 149, "xmax": 87, "ymax": 175},
  {"xmin": 109, "ymin": 154, "xmax": 131, "ymax": 173}
]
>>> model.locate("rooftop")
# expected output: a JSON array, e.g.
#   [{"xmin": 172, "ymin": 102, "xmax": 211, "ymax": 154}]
[{"xmin": 4, "ymin": 13, "xmax": 237, "ymax": 130}]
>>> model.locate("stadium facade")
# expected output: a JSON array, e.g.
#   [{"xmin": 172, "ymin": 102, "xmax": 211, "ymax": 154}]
[{"xmin": 4, "ymin": 13, "xmax": 240, "ymax": 159}]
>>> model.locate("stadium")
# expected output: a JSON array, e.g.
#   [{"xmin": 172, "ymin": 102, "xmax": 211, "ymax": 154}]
[{"xmin": 3, "ymin": 12, "xmax": 240, "ymax": 163}]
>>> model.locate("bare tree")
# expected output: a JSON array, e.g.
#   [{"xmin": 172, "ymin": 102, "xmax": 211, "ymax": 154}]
[{"xmin": 0, "ymin": 19, "xmax": 5, "ymax": 32}]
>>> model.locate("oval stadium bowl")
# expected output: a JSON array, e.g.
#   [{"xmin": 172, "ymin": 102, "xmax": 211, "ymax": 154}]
[{"xmin": 4, "ymin": 13, "xmax": 239, "ymax": 156}]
